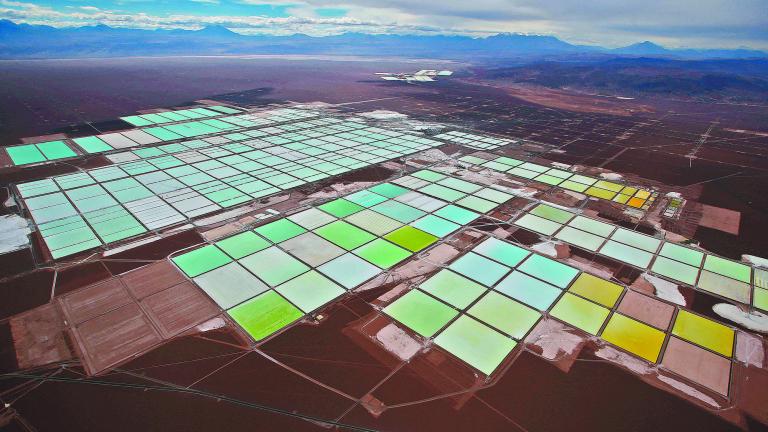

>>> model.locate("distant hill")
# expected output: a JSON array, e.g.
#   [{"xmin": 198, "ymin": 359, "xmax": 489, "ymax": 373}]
[
  {"xmin": 614, "ymin": 41, "xmax": 673, "ymax": 56},
  {"xmin": 613, "ymin": 40, "xmax": 765, "ymax": 60},
  {"xmin": 479, "ymin": 57, "xmax": 768, "ymax": 102},
  {"xmin": 0, "ymin": 20, "xmax": 765, "ymax": 60}
]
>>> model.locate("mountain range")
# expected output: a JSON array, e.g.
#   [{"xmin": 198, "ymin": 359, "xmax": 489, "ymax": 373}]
[{"xmin": 0, "ymin": 20, "xmax": 765, "ymax": 60}]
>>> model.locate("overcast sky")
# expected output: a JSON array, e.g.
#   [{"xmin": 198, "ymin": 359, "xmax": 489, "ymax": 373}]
[{"xmin": 1, "ymin": 0, "xmax": 766, "ymax": 49}]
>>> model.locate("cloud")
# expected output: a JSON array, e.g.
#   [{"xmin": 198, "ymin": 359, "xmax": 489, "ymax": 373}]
[
  {"xmin": 278, "ymin": 0, "xmax": 768, "ymax": 48},
  {"xmin": 0, "ymin": 0, "xmax": 463, "ymax": 37},
  {"xmin": 0, "ymin": 0, "xmax": 766, "ymax": 49},
  {"xmin": 324, "ymin": 0, "xmax": 768, "ymax": 48},
  {"xmin": 235, "ymin": 0, "xmax": 301, "ymax": 5}
]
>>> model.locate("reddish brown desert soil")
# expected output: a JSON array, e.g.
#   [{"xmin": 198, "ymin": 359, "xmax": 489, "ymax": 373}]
[
  {"xmin": 698, "ymin": 203, "xmax": 741, "ymax": 235},
  {"xmin": 461, "ymin": 80, "xmax": 655, "ymax": 116}
]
